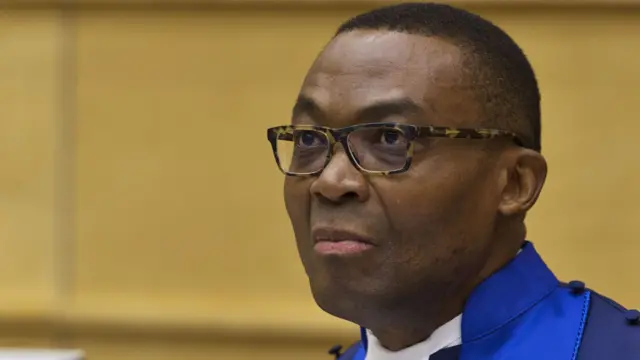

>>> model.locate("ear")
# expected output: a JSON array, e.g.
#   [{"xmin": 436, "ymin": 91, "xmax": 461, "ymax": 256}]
[{"xmin": 498, "ymin": 149, "xmax": 548, "ymax": 216}]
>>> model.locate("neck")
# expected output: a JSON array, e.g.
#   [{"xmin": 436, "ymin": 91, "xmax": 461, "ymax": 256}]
[
  {"xmin": 367, "ymin": 238, "xmax": 524, "ymax": 351},
  {"xmin": 367, "ymin": 293, "xmax": 465, "ymax": 351}
]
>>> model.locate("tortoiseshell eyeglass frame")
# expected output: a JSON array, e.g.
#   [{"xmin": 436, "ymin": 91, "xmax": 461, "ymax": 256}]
[{"xmin": 266, "ymin": 122, "xmax": 524, "ymax": 176}]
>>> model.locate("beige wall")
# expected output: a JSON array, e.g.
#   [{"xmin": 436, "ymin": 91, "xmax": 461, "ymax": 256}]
[{"xmin": 1, "ymin": 1, "xmax": 639, "ymax": 359}]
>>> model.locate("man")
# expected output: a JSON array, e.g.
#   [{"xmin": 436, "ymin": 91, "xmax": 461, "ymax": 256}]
[{"xmin": 266, "ymin": 3, "xmax": 639, "ymax": 360}]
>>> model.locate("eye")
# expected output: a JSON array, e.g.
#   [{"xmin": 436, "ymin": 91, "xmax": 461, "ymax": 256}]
[
  {"xmin": 294, "ymin": 130, "xmax": 325, "ymax": 147},
  {"xmin": 379, "ymin": 129, "xmax": 406, "ymax": 146}
]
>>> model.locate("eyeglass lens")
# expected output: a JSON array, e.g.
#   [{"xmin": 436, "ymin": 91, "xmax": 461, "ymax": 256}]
[{"xmin": 276, "ymin": 127, "xmax": 410, "ymax": 174}]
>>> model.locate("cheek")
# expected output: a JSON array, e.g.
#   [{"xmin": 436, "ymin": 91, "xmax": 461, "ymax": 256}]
[
  {"xmin": 372, "ymin": 176, "xmax": 494, "ymax": 292},
  {"xmin": 283, "ymin": 177, "xmax": 311, "ymax": 233},
  {"xmin": 377, "ymin": 167, "xmax": 494, "ymax": 246}
]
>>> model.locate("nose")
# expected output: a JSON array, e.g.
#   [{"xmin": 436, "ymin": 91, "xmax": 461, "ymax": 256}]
[{"xmin": 309, "ymin": 146, "xmax": 370, "ymax": 203}]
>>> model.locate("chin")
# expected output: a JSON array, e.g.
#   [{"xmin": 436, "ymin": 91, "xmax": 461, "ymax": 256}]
[
  {"xmin": 307, "ymin": 273, "xmax": 391, "ymax": 325},
  {"xmin": 300, "ymin": 251, "xmax": 399, "ymax": 322}
]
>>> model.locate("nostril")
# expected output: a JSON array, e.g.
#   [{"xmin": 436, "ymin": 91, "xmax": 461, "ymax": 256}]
[
  {"xmin": 340, "ymin": 191, "xmax": 360, "ymax": 202},
  {"xmin": 316, "ymin": 190, "xmax": 359, "ymax": 205}
]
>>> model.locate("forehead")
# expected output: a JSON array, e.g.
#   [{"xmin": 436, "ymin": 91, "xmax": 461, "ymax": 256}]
[{"xmin": 297, "ymin": 30, "xmax": 479, "ymax": 128}]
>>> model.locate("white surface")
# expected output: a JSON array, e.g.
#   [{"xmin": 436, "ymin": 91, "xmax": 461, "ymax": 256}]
[
  {"xmin": 365, "ymin": 314, "xmax": 461, "ymax": 360},
  {"xmin": 0, "ymin": 349, "xmax": 84, "ymax": 360}
]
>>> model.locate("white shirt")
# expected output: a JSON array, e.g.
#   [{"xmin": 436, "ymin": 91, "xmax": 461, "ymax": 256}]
[{"xmin": 365, "ymin": 314, "xmax": 462, "ymax": 360}]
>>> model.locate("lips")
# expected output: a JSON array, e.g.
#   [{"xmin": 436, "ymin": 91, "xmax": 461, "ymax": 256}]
[{"xmin": 311, "ymin": 227, "xmax": 375, "ymax": 255}]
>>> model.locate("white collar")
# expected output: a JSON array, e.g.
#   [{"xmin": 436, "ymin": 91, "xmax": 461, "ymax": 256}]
[{"xmin": 365, "ymin": 314, "xmax": 462, "ymax": 360}]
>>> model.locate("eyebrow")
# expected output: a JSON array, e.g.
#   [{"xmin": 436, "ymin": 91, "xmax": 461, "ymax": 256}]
[
  {"xmin": 292, "ymin": 95, "xmax": 325, "ymax": 121},
  {"xmin": 292, "ymin": 94, "xmax": 425, "ymax": 124}
]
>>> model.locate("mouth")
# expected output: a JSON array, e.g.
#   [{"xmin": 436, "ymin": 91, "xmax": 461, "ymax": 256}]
[{"xmin": 311, "ymin": 227, "xmax": 376, "ymax": 256}]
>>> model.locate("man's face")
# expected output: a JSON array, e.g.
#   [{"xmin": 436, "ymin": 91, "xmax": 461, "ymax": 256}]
[{"xmin": 284, "ymin": 30, "xmax": 507, "ymax": 323}]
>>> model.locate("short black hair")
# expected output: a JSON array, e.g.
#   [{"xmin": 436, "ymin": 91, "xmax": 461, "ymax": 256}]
[{"xmin": 336, "ymin": 2, "xmax": 541, "ymax": 152}]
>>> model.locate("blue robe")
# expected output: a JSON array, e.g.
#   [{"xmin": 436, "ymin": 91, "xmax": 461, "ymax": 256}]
[{"xmin": 331, "ymin": 242, "xmax": 640, "ymax": 360}]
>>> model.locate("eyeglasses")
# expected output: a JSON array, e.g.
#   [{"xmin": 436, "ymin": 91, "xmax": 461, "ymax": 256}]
[{"xmin": 266, "ymin": 122, "xmax": 523, "ymax": 176}]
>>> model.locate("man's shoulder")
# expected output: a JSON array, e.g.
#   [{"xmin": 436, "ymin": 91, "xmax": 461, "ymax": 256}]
[
  {"xmin": 329, "ymin": 287, "xmax": 640, "ymax": 360},
  {"xmin": 577, "ymin": 288, "xmax": 640, "ymax": 360}
]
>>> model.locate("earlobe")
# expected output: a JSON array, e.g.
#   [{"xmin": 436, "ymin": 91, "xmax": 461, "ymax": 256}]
[{"xmin": 498, "ymin": 149, "xmax": 548, "ymax": 216}]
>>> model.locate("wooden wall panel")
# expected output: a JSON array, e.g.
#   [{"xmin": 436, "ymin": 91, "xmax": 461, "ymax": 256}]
[
  {"xmin": 490, "ymin": 8, "xmax": 640, "ymax": 307},
  {"xmin": 2, "ymin": 0, "xmax": 640, "ymax": 7},
  {"xmin": 0, "ymin": 8, "xmax": 62, "ymax": 347},
  {"xmin": 71, "ymin": 7, "xmax": 359, "ymax": 352}
]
